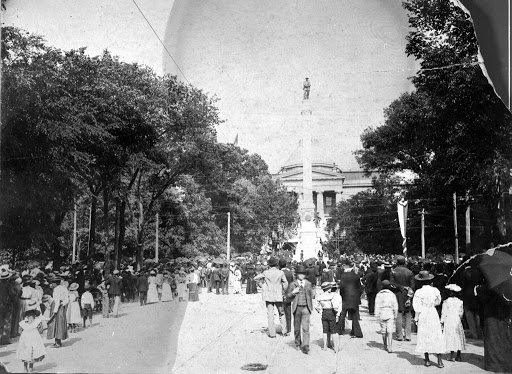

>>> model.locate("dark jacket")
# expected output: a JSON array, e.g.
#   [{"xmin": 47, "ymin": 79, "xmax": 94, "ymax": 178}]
[
  {"xmin": 460, "ymin": 267, "xmax": 483, "ymax": 310},
  {"xmin": 286, "ymin": 279, "xmax": 314, "ymax": 313},
  {"xmin": 390, "ymin": 265, "xmax": 414, "ymax": 311},
  {"xmin": 212, "ymin": 267, "xmax": 221, "ymax": 282},
  {"xmin": 105, "ymin": 275, "xmax": 122, "ymax": 296},
  {"xmin": 364, "ymin": 270, "xmax": 378, "ymax": 294},
  {"xmin": 305, "ymin": 266, "xmax": 316, "ymax": 285},
  {"xmin": 338, "ymin": 271, "xmax": 362, "ymax": 309},
  {"xmin": 136, "ymin": 275, "xmax": 148, "ymax": 292}
]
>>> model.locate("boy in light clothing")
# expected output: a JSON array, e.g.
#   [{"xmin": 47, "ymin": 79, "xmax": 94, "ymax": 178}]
[{"xmin": 375, "ymin": 280, "xmax": 398, "ymax": 353}]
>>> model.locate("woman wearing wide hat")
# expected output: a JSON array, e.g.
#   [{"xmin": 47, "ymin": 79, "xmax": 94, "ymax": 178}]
[{"xmin": 413, "ymin": 271, "xmax": 445, "ymax": 368}]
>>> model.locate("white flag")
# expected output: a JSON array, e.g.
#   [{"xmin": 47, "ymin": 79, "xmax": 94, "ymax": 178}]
[{"xmin": 397, "ymin": 200, "xmax": 408, "ymax": 255}]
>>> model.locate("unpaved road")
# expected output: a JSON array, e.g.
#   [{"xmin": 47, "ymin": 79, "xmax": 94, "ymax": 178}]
[{"xmin": 0, "ymin": 286, "xmax": 486, "ymax": 374}]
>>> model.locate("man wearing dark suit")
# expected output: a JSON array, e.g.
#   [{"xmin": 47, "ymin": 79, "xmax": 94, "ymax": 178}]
[
  {"xmin": 136, "ymin": 271, "xmax": 149, "ymax": 306},
  {"xmin": 390, "ymin": 255, "xmax": 415, "ymax": 341},
  {"xmin": 212, "ymin": 264, "xmax": 221, "ymax": 295},
  {"xmin": 286, "ymin": 265, "xmax": 314, "ymax": 354},
  {"xmin": 305, "ymin": 263, "xmax": 317, "ymax": 290},
  {"xmin": 460, "ymin": 265, "xmax": 484, "ymax": 339},
  {"xmin": 279, "ymin": 259, "xmax": 294, "ymax": 334},
  {"xmin": 363, "ymin": 262, "xmax": 378, "ymax": 315},
  {"xmin": 338, "ymin": 260, "xmax": 363, "ymax": 338}
]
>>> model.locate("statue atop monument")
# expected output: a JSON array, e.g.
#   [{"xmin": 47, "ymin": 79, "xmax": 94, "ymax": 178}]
[{"xmin": 303, "ymin": 77, "xmax": 310, "ymax": 100}]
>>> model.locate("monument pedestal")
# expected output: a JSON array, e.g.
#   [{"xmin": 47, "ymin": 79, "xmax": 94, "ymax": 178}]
[{"xmin": 294, "ymin": 221, "xmax": 322, "ymax": 262}]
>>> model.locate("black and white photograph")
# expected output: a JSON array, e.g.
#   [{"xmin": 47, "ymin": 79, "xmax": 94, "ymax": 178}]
[{"xmin": 0, "ymin": 0, "xmax": 511, "ymax": 373}]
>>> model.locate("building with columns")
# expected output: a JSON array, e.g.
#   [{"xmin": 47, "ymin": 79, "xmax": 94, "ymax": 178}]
[{"xmin": 273, "ymin": 141, "xmax": 377, "ymax": 219}]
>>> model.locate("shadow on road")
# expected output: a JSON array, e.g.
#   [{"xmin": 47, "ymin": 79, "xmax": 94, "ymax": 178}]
[{"xmin": 35, "ymin": 361, "xmax": 59, "ymax": 372}]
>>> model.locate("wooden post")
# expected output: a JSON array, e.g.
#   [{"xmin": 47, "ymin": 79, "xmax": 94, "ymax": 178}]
[
  {"xmin": 72, "ymin": 203, "xmax": 77, "ymax": 264},
  {"xmin": 227, "ymin": 212, "xmax": 231, "ymax": 260},
  {"xmin": 155, "ymin": 213, "xmax": 159, "ymax": 262},
  {"xmin": 453, "ymin": 192, "xmax": 459, "ymax": 264}
]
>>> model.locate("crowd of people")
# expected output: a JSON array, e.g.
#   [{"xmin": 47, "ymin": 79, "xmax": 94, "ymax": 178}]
[
  {"xmin": 250, "ymin": 252, "xmax": 512, "ymax": 373},
  {"xmin": 1, "ymin": 248, "xmax": 511, "ymax": 373},
  {"xmin": 0, "ymin": 260, "xmax": 204, "ymax": 372}
]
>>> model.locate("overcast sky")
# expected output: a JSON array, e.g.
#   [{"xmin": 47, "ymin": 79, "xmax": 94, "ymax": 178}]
[{"xmin": 4, "ymin": 0, "xmax": 419, "ymax": 173}]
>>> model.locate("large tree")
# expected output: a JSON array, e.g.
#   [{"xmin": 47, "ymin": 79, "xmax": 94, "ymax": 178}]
[{"xmin": 355, "ymin": 0, "xmax": 512, "ymax": 248}]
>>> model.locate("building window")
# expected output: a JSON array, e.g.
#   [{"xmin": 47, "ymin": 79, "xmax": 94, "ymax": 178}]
[{"xmin": 326, "ymin": 196, "xmax": 332, "ymax": 207}]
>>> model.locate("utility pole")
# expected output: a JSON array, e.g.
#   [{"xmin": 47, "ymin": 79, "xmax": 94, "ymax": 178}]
[
  {"xmin": 453, "ymin": 192, "xmax": 459, "ymax": 264},
  {"xmin": 419, "ymin": 209, "xmax": 425, "ymax": 258},
  {"xmin": 227, "ymin": 212, "xmax": 231, "ymax": 260},
  {"xmin": 465, "ymin": 193, "xmax": 471, "ymax": 256},
  {"xmin": 72, "ymin": 203, "xmax": 77, "ymax": 264},
  {"xmin": 87, "ymin": 204, "xmax": 92, "ymax": 259},
  {"xmin": 155, "ymin": 213, "xmax": 159, "ymax": 262}
]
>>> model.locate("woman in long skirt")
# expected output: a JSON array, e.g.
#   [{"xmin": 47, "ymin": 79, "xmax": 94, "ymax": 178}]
[
  {"xmin": 233, "ymin": 266, "xmax": 242, "ymax": 294},
  {"xmin": 187, "ymin": 268, "xmax": 199, "ymax": 302},
  {"xmin": 147, "ymin": 270, "xmax": 159, "ymax": 304},
  {"xmin": 413, "ymin": 271, "xmax": 445, "ymax": 368},
  {"xmin": 47, "ymin": 279, "xmax": 69, "ymax": 348},
  {"xmin": 161, "ymin": 273, "xmax": 173, "ymax": 302},
  {"xmin": 441, "ymin": 284, "xmax": 465, "ymax": 362},
  {"xmin": 177, "ymin": 269, "xmax": 188, "ymax": 302},
  {"xmin": 67, "ymin": 283, "xmax": 82, "ymax": 332},
  {"xmin": 245, "ymin": 265, "xmax": 258, "ymax": 294}
]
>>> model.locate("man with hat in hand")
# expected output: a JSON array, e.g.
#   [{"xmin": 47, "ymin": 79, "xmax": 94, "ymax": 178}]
[
  {"xmin": 286, "ymin": 265, "xmax": 314, "ymax": 354},
  {"xmin": 390, "ymin": 255, "xmax": 415, "ymax": 341},
  {"xmin": 254, "ymin": 257, "xmax": 289, "ymax": 338},
  {"xmin": 338, "ymin": 259, "xmax": 363, "ymax": 338}
]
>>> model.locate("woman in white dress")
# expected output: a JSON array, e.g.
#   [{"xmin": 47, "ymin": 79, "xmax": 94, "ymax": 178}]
[
  {"xmin": 413, "ymin": 271, "xmax": 445, "ymax": 368},
  {"xmin": 67, "ymin": 283, "xmax": 82, "ymax": 333},
  {"xmin": 147, "ymin": 270, "xmax": 159, "ymax": 303},
  {"xmin": 233, "ymin": 266, "xmax": 242, "ymax": 294},
  {"xmin": 177, "ymin": 268, "xmax": 188, "ymax": 302},
  {"xmin": 441, "ymin": 284, "xmax": 465, "ymax": 362},
  {"xmin": 161, "ymin": 272, "xmax": 173, "ymax": 302}
]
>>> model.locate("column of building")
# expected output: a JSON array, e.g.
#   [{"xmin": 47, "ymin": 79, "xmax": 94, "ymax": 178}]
[{"xmin": 316, "ymin": 190, "xmax": 324, "ymax": 218}]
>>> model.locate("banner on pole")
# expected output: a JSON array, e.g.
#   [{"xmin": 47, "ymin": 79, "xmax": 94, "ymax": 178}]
[{"xmin": 397, "ymin": 199, "xmax": 408, "ymax": 255}]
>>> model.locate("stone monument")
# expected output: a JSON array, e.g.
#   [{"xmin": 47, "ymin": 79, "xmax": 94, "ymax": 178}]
[{"xmin": 294, "ymin": 80, "xmax": 323, "ymax": 262}]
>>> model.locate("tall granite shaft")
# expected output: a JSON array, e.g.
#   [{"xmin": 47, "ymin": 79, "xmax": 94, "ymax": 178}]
[{"xmin": 294, "ymin": 99, "xmax": 321, "ymax": 261}]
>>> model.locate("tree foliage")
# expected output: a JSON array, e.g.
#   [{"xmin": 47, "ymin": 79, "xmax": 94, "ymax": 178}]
[
  {"xmin": 355, "ymin": 0, "xmax": 512, "ymax": 249},
  {"xmin": 0, "ymin": 27, "xmax": 298, "ymax": 269}
]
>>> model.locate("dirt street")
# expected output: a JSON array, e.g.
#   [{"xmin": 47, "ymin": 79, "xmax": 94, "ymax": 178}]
[{"xmin": 0, "ymin": 286, "xmax": 486, "ymax": 374}]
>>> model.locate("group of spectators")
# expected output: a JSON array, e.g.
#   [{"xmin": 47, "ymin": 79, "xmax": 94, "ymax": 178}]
[{"xmin": 249, "ymin": 251, "xmax": 512, "ymax": 373}]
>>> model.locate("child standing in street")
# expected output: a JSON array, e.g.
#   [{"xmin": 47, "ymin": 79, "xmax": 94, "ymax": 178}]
[
  {"xmin": 315, "ymin": 282, "xmax": 341, "ymax": 352},
  {"xmin": 81, "ymin": 283, "xmax": 95, "ymax": 328},
  {"xmin": 16, "ymin": 309, "xmax": 45, "ymax": 373},
  {"xmin": 441, "ymin": 284, "xmax": 466, "ymax": 362},
  {"xmin": 375, "ymin": 280, "xmax": 398, "ymax": 353}
]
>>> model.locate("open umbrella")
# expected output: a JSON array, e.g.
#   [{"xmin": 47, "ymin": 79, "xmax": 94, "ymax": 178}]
[{"xmin": 478, "ymin": 249, "xmax": 512, "ymax": 302}]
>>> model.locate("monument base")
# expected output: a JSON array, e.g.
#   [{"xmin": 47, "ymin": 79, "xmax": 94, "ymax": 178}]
[{"xmin": 293, "ymin": 221, "xmax": 322, "ymax": 262}]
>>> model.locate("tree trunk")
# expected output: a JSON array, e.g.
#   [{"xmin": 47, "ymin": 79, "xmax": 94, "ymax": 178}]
[
  {"xmin": 136, "ymin": 200, "xmax": 144, "ymax": 271},
  {"xmin": 495, "ymin": 193, "xmax": 507, "ymax": 244},
  {"xmin": 52, "ymin": 211, "xmax": 67, "ymax": 269},
  {"xmin": 119, "ymin": 199, "xmax": 126, "ymax": 263},
  {"xmin": 103, "ymin": 186, "xmax": 110, "ymax": 274},
  {"xmin": 114, "ymin": 199, "xmax": 120, "ymax": 269},
  {"xmin": 87, "ymin": 194, "xmax": 98, "ymax": 272}
]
